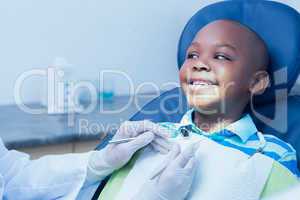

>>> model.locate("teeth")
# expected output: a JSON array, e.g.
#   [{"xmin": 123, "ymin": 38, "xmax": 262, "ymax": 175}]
[{"xmin": 190, "ymin": 81, "xmax": 211, "ymax": 86}]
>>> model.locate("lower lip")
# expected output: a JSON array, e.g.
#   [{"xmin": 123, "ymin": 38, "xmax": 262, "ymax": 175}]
[{"xmin": 187, "ymin": 84, "xmax": 218, "ymax": 93}]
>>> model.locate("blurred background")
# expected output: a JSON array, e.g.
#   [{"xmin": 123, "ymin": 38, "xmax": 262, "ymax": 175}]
[
  {"xmin": 0, "ymin": 0, "xmax": 297, "ymax": 105},
  {"xmin": 0, "ymin": 0, "xmax": 201, "ymax": 104}
]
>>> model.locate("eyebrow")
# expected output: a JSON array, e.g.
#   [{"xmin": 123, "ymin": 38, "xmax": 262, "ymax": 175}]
[
  {"xmin": 190, "ymin": 42, "xmax": 200, "ymax": 49},
  {"xmin": 215, "ymin": 44, "xmax": 237, "ymax": 52},
  {"xmin": 190, "ymin": 42, "xmax": 237, "ymax": 52}
]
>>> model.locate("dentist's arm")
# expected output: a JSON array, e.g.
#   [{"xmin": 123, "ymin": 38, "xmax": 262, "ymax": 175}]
[
  {"xmin": 0, "ymin": 120, "xmax": 171, "ymax": 200},
  {"xmin": 0, "ymin": 138, "xmax": 92, "ymax": 200}
]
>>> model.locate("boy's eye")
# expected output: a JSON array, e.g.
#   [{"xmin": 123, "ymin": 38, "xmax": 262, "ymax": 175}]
[
  {"xmin": 214, "ymin": 53, "xmax": 232, "ymax": 61},
  {"xmin": 187, "ymin": 52, "xmax": 199, "ymax": 60}
]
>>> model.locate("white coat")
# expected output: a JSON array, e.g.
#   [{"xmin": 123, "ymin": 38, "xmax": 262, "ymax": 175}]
[{"xmin": 0, "ymin": 138, "xmax": 101, "ymax": 200}]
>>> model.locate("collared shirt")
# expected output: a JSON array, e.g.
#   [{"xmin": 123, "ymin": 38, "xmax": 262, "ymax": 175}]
[{"xmin": 160, "ymin": 109, "xmax": 299, "ymax": 176}]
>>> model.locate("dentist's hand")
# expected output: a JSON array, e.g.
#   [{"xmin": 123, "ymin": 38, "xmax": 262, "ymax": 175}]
[
  {"xmin": 133, "ymin": 143, "xmax": 199, "ymax": 200},
  {"xmin": 87, "ymin": 120, "xmax": 172, "ymax": 182}
]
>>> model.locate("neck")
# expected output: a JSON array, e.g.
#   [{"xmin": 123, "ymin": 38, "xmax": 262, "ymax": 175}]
[{"xmin": 193, "ymin": 107, "xmax": 245, "ymax": 133}]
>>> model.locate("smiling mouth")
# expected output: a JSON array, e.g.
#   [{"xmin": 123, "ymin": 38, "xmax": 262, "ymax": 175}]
[{"xmin": 187, "ymin": 79, "xmax": 217, "ymax": 86}]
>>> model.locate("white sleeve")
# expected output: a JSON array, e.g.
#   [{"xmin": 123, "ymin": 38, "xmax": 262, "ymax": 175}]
[{"xmin": 0, "ymin": 138, "xmax": 106, "ymax": 200}]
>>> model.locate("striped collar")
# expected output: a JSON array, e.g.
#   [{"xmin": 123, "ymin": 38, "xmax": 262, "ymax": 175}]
[{"xmin": 179, "ymin": 109, "xmax": 258, "ymax": 143}]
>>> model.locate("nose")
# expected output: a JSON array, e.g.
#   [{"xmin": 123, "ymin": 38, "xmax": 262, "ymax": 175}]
[{"xmin": 192, "ymin": 63, "xmax": 210, "ymax": 71}]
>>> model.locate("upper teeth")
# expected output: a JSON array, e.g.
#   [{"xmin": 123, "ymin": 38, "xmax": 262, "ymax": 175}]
[{"xmin": 191, "ymin": 81, "xmax": 211, "ymax": 85}]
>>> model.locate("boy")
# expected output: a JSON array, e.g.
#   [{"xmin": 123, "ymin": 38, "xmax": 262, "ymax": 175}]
[
  {"xmin": 155, "ymin": 19, "xmax": 299, "ymax": 198},
  {"xmin": 96, "ymin": 19, "xmax": 299, "ymax": 200},
  {"xmin": 94, "ymin": 1, "xmax": 300, "ymax": 200}
]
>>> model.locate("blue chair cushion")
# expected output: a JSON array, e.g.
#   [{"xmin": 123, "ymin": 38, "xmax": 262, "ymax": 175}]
[{"xmin": 177, "ymin": 0, "xmax": 300, "ymax": 104}]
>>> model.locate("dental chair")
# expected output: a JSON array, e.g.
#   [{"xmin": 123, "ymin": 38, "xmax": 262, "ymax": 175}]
[{"xmin": 92, "ymin": 0, "xmax": 300, "ymax": 199}]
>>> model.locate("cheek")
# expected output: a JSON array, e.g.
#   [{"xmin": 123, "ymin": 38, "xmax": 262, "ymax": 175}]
[
  {"xmin": 179, "ymin": 64, "xmax": 188, "ymax": 83},
  {"xmin": 215, "ymin": 65, "xmax": 246, "ymax": 85},
  {"xmin": 213, "ymin": 65, "xmax": 250, "ymax": 97},
  {"xmin": 219, "ymin": 72, "xmax": 250, "ymax": 98},
  {"xmin": 215, "ymin": 67, "xmax": 226, "ymax": 80}
]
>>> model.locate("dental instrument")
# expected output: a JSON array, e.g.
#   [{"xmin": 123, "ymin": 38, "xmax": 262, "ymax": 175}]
[{"xmin": 108, "ymin": 137, "xmax": 137, "ymax": 144}]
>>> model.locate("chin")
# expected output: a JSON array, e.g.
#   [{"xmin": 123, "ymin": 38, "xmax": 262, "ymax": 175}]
[{"xmin": 187, "ymin": 95, "xmax": 220, "ymax": 114}]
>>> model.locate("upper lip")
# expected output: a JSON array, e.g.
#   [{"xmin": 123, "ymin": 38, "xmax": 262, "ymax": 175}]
[{"xmin": 187, "ymin": 78, "xmax": 218, "ymax": 85}]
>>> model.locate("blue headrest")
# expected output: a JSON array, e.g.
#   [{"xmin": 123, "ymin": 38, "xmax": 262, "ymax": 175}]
[{"xmin": 177, "ymin": 0, "xmax": 300, "ymax": 104}]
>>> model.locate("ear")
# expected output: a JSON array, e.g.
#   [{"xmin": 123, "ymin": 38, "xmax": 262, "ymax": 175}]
[{"xmin": 249, "ymin": 71, "xmax": 270, "ymax": 95}]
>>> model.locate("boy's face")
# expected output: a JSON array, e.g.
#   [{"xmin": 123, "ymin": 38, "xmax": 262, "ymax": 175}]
[{"xmin": 179, "ymin": 20, "xmax": 269, "ymax": 113}]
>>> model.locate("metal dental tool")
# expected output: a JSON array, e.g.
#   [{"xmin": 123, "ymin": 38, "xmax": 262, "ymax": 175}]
[{"xmin": 108, "ymin": 137, "xmax": 137, "ymax": 144}]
